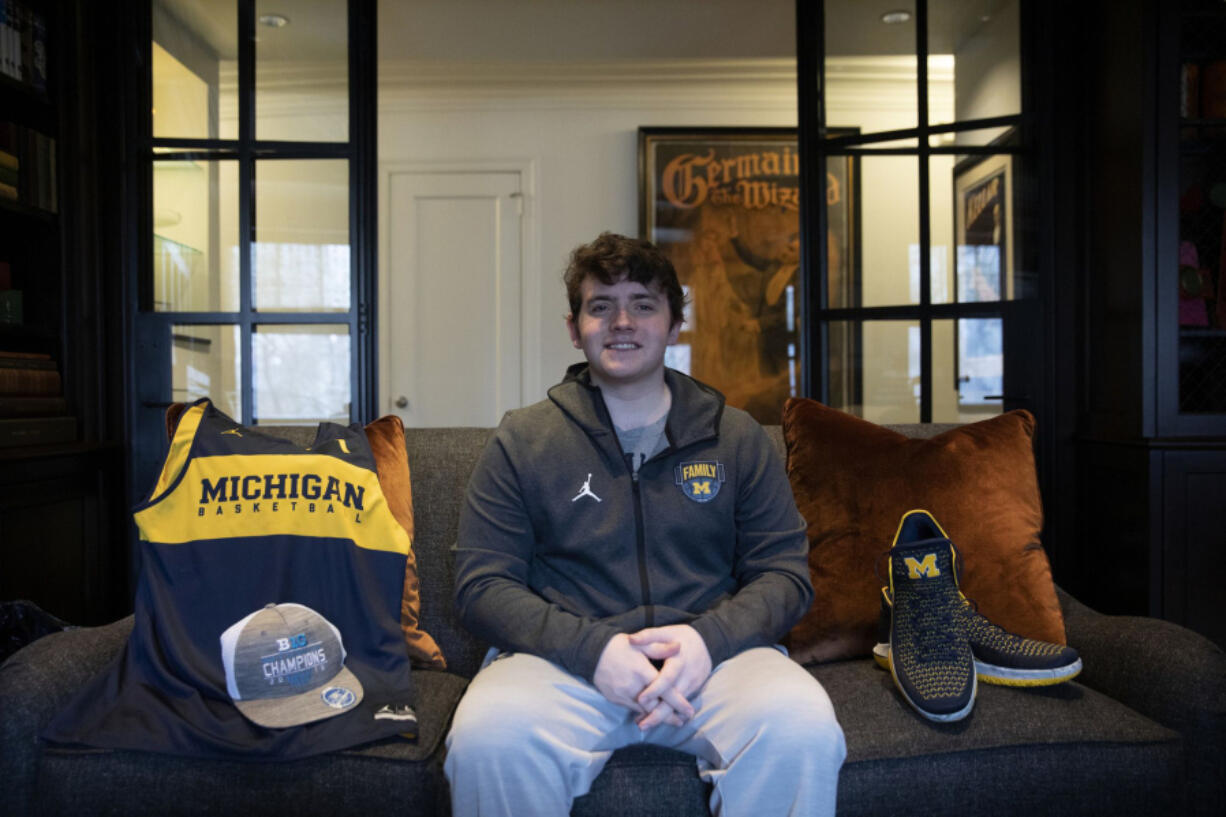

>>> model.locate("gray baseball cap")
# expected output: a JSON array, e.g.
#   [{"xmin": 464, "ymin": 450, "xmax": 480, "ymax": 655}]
[{"xmin": 220, "ymin": 602, "xmax": 364, "ymax": 728}]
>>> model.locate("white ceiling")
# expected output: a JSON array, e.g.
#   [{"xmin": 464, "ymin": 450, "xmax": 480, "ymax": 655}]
[{"xmin": 158, "ymin": 0, "xmax": 1014, "ymax": 63}]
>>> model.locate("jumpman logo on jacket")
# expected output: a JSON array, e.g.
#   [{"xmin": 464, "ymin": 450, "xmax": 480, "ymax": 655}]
[{"xmin": 571, "ymin": 473, "xmax": 602, "ymax": 503}]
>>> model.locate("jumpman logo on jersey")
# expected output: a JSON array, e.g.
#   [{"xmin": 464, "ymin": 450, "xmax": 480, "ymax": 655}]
[
  {"xmin": 571, "ymin": 474, "xmax": 602, "ymax": 503},
  {"xmin": 221, "ymin": 429, "xmax": 243, "ymax": 437}
]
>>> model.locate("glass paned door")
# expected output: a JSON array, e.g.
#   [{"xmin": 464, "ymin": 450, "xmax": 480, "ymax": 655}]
[
  {"xmin": 1175, "ymin": 3, "xmax": 1226, "ymax": 418},
  {"xmin": 803, "ymin": 0, "xmax": 1031, "ymax": 423},
  {"xmin": 132, "ymin": 0, "xmax": 374, "ymax": 501}
]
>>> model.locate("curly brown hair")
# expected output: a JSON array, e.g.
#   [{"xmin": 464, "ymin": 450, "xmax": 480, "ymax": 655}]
[{"xmin": 563, "ymin": 232, "xmax": 686, "ymax": 326}]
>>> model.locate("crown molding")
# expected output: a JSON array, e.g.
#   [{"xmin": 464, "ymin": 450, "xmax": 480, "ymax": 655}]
[
  {"xmin": 220, "ymin": 56, "xmax": 953, "ymax": 117},
  {"xmin": 378, "ymin": 58, "xmax": 800, "ymax": 112}
]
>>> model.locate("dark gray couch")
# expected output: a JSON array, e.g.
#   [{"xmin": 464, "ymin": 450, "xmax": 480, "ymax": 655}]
[{"xmin": 2, "ymin": 424, "xmax": 1224, "ymax": 816}]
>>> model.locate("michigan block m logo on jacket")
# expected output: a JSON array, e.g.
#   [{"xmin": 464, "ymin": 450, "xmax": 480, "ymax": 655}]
[{"xmin": 675, "ymin": 460, "xmax": 726, "ymax": 503}]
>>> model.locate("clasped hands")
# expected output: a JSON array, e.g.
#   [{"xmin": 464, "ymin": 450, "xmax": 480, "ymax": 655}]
[{"xmin": 592, "ymin": 625, "xmax": 712, "ymax": 730}]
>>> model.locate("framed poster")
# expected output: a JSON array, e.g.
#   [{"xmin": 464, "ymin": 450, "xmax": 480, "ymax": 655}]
[
  {"xmin": 638, "ymin": 127, "xmax": 858, "ymax": 424},
  {"xmin": 952, "ymin": 136, "xmax": 1015, "ymax": 412},
  {"xmin": 953, "ymin": 148, "xmax": 1014, "ymax": 304}
]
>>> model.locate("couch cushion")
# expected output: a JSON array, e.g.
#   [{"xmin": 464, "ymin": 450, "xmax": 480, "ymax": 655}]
[
  {"xmin": 568, "ymin": 661, "xmax": 1185, "ymax": 817},
  {"xmin": 573, "ymin": 745, "xmax": 711, "ymax": 817},
  {"xmin": 782, "ymin": 399, "xmax": 1065, "ymax": 663},
  {"xmin": 403, "ymin": 427, "xmax": 497, "ymax": 680},
  {"xmin": 817, "ymin": 658, "xmax": 1183, "ymax": 816},
  {"xmin": 35, "ymin": 669, "xmax": 468, "ymax": 816},
  {"xmin": 24, "ymin": 658, "xmax": 1188, "ymax": 817}
]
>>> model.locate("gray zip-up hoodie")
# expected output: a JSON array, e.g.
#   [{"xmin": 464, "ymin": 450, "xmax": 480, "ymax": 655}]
[{"xmin": 453, "ymin": 364, "xmax": 813, "ymax": 682}]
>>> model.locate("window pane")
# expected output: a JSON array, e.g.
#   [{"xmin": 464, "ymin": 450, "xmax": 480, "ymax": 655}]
[
  {"xmin": 254, "ymin": 324, "xmax": 350, "ymax": 424},
  {"xmin": 826, "ymin": 320, "xmax": 920, "ymax": 424},
  {"xmin": 933, "ymin": 318, "xmax": 1003, "ymax": 423},
  {"xmin": 152, "ymin": 1, "xmax": 237, "ymax": 140},
  {"xmin": 172, "ymin": 324, "xmax": 241, "ymax": 418},
  {"xmin": 930, "ymin": 1, "xmax": 1020, "ymax": 130},
  {"xmin": 826, "ymin": 150, "xmax": 858, "ymax": 309},
  {"xmin": 253, "ymin": 160, "xmax": 350, "ymax": 312},
  {"xmin": 860, "ymin": 155, "xmax": 920, "ymax": 306},
  {"xmin": 824, "ymin": 1, "xmax": 917, "ymax": 134},
  {"xmin": 153, "ymin": 159, "xmax": 239, "ymax": 311},
  {"xmin": 256, "ymin": 0, "xmax": 348, "ymax": 142},
  {"xmin": 928, "ymin": 154, "xmax": 956, "ymax": 304},
  {"xmin": 952, "ymin": 153, "xmax": 1014, "ymax": 303}
]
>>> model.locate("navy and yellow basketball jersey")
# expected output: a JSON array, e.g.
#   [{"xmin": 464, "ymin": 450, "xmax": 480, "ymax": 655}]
[{"xmin": 43, "ymin": 398, "xmax": 418, "ymax": 758}]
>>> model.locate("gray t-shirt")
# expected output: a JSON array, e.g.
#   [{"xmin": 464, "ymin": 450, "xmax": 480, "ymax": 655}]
[{"xmin": 615, "ymin": 413, "xmax": 669, "ymax": 476}]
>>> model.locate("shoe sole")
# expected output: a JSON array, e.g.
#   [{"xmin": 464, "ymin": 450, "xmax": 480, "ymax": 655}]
[
  {"xmin": 875, "ymin": 643, "xmax": 1083, "ymax": 687},
  {"xmin": 886, "ymin": 647, "xmax": 977, "ymax": 722}
]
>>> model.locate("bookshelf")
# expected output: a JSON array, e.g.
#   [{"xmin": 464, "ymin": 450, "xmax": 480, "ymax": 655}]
[
  {"xmin": 0, "ymin": 0, "xmax": 125, "ymax": 626},
  {"xmin": 1176, "ymin": 5, "xmax": 1226, "ymax": 420},
  {"xmin": 1079, "ymin": 0, "xmax": 1226, "ymax": 651},
  {"xmin": 0, "ymin": 0, "xmax": 71, "ymax": 447}
]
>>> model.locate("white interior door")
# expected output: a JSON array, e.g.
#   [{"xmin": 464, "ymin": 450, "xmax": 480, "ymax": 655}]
[{"xmin": 384, "ymin": 170, "xmax": 522, "ymax": 426}]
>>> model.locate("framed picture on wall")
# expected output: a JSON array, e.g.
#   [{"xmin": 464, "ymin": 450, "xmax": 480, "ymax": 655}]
[
  {"xmin": 952, "ymin": 131, "xmax": 1016, "ymax": 412},
  {"xmin": 638, "ymin": 126, "xmax": 858, "ymax": 424},
  {"xmin": 953, "ymin": 144, "xmax": 1014, "ymax": 304}
]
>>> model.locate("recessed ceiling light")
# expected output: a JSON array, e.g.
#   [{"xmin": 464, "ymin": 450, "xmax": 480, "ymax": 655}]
[
  {"xmin": 881, "ymin": 10, "xmax": 912, "ymax": 25},
  {"xmin": 258, "ymin": 13, "xmax": 290, "ymax": 28}
]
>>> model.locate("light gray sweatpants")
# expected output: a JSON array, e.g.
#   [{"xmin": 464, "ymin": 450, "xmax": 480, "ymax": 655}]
[{"xmin": 444, "ymin": 646, "xmax": 846, "ymax": 817}]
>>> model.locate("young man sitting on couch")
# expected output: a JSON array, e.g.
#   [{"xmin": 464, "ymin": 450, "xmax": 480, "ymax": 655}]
[{"xmin": 445, "ymin": 232, "xmax": 846, "ymax": 816}]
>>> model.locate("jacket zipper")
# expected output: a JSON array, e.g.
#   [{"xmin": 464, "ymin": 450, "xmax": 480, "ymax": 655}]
[{"xmin": 628, "ymin": 455, "xmax": 653, "ymax": 627}]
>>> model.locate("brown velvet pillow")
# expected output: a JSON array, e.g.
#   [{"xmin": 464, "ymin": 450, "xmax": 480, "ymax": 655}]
[
  {"xmin": 163, "ymin": 404, "xmax": 446, "ymax": 669},
  {"xmin": 782, "ymin": 398, "xmax": 1066, "ymax": 664},
  {"xmin": 365, "ymin": 414, "xmax": 447, "ymax": 670}
]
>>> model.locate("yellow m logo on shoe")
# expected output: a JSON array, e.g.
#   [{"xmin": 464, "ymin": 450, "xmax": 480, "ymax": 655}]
[{"xmin": 904, "ymin": 554, "xmax": 941, "ymax": 579}]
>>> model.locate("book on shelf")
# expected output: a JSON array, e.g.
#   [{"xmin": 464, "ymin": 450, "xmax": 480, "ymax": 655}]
[
  {"xmin": 0, "ymin": 1, "xmax": 8, "ymax": 80},
  {"xmin": 0, "ymin": 352, "xmax": 67, "ymax": 418},
  {"xmin": 0, "ymin": 121, "xmax": 55, "ymax": 211},
  {"xmin": 0, "ymin": 354, "xmax": 55, "ymax": 369},
  {"xmin": 0, "ymin": 289, "xmax": 20, "ymax": 323},
  {"xmin": 0, "ymin": 415, "xmax": 75, "ymax": 448},
  {"xmin": 0, "ymin": 0, "xmax": 18, "ymax": 82},
  {"xmin": 0, "ymin": 364, "xmax": 60, "ymax": 395},
  {"xmin": 0, "ymin": 394, "xmax": 66, "ymax": 417},
  {"xmin": 0, "ymin": 0, "xmax": 46, "ymax": 90},
  {"xmin": 21, "ymin": 126, "xmax": 54, "ymax": 211},
  {"xmin": 29, "ymin": 5, "xmax": 46, "ymax": 91}
]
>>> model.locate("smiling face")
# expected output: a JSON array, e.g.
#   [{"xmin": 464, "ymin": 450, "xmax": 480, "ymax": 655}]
[{"xmin": 566, "ymin": 274, "xmax": 681, "ymax": 393}]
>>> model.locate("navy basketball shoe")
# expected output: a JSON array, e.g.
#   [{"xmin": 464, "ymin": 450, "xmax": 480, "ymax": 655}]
[
  {"xmin": 884, "ymin": 510, "xmax": 976, "ymax": 722},
  {"xmin": 874, "ymin": 511, "xmax": 1082, "ymax": 687}
]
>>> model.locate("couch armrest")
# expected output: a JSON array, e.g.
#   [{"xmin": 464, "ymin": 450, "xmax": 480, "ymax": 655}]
[
  {"xmin": 1058, "ymin": 588, "xmax": 1225, "ymax": 815},
  {"xmin": 0, "ymin": 615, "xmax": 133, "ymax": 817}
]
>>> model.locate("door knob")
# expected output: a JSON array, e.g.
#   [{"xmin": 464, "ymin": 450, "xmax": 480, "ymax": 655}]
[{"xmin": 395, "ymin": 396, "xmax": 409, "ymax": 409}]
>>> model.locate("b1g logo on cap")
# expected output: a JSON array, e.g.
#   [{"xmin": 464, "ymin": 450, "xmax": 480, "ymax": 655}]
[{"xmin": 675, "ymin": 461, "xmax": 725, "ymax": 503}]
